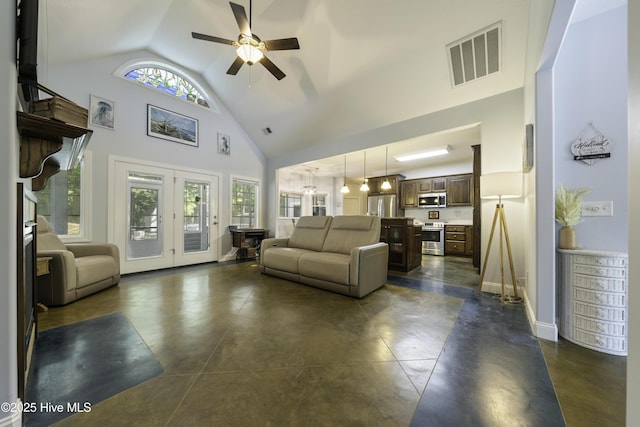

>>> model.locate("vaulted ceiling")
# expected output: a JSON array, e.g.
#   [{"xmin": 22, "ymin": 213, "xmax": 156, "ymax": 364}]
[{"xmin": 41, "ymin": 0, "xmax": 622, "ymax": 176}]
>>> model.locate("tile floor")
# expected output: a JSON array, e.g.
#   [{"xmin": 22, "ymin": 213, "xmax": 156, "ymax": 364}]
[{"xmin": 32, "ymin": 256, "xmax": 626, "ymax": 426}]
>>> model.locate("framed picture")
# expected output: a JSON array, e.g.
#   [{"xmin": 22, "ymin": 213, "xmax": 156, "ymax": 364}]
[
  {"xmin": 218, "ymin": 132, "xmax": 231, "ymax": 155},
  {"xmin": 147, "ymin": 104, "xmax": 198, "ymax": 147},
  {"xmin": 523, "ymin": 123, "xmax": 534, "ymax": 172},
  {"xmin": 428, "ymin": 211, "xmax": 439, "ymax": 220},
  {"xmin": 90, "ymin": 95, "xmax": 115, "ymax": 130}
]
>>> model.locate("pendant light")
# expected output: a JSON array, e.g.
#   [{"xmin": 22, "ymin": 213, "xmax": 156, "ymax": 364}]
[
  {"xmin": 303, "ymin": 168, "xmax": 317, "ymax": 194},
  {"xmin": 341, "ymin": 155, "xmax": 350, "ymax": 193},
  {"xmin": 360, "ymin": 151, "xmax": 369, "ymax": 192},
  {"xmin": 381, "ymin": 146, "xmax": 392, "ymax": 190}
]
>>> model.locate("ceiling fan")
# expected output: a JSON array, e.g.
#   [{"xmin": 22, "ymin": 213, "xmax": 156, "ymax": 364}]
[{"xmin": 192, "ymin": 1, "xmax": 300, "ymax": 80}]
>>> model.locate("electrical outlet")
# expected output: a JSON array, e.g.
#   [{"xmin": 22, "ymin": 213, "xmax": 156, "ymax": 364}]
[{"xmin": 581, "ymin": 201, "xmax": 613, "ymax": 217}]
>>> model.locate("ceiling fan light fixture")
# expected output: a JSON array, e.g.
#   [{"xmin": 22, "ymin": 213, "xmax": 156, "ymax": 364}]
[{"xmin": 236, "ymin": 43, "xmax": 264, "ymax": 65}]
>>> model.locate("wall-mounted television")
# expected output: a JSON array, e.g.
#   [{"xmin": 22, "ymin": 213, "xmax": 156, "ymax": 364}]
[{"xmin": 17, "ymin": 0, "xmax": 39, "ymax": 102}]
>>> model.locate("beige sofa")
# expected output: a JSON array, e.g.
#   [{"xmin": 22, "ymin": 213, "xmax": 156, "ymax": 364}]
[
  {"xmin": 36, "ymin": 215, "xmax": 120, "ymax": 306},
  {"xmin": 260, "ymin": 215, "xmax": 388, "ymax": 298}
]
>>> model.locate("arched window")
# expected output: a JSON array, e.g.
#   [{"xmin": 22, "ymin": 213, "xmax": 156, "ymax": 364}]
[{"xmin": 121, "ymin": 64, "xmax": 214, "ymax": 109}]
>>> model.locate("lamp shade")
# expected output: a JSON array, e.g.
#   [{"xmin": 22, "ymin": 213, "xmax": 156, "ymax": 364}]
[{"xmin": 480, "ymin": 171, "xmax": 522, "ymax": 199}]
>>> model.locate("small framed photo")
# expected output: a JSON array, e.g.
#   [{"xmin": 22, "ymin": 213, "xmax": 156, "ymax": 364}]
[
  {"xmin": 428, "ymin": 211, "xmax": 439, "ymax": 220},
  {"xmin": 90, "ymin": 95, "xmax": 115, "ymax": 130},
  {"xmin": 218, "ymin": 132, "xmax": 231, "ymax": 155},
  {"xmin": 147, "ymin": 104, "xmax": 198, "ymax": 147}
]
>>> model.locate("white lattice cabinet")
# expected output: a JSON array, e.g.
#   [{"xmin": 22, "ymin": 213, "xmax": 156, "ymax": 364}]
[{"xmin": 557, "ymin": 249, "xmax": 628, "ymax": 356}]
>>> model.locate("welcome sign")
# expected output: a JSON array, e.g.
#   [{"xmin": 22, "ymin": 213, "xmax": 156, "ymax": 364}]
[{"xmin": 570, "ymin": 123, "xmax": 613, "ymax": 165}]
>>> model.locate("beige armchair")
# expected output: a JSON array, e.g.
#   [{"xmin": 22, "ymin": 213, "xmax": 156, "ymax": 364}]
[{"xmin": 36, "ymin": 215, "xmax": 120, "ymax": 306}]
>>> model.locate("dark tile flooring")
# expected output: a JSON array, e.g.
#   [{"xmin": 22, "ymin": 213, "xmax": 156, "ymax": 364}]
[
  {"xmin": 392, "ymin": 255, "xmax": 627, "ymax": 427},
  {"xmin": 31, "ymin": 255, "xmax": 625, "ymax": 426}
]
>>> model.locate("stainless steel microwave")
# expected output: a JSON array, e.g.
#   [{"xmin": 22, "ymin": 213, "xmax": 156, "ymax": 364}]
[{"xmin": 418, "ymin": 193, "xmax": 446, "ymax": 208}]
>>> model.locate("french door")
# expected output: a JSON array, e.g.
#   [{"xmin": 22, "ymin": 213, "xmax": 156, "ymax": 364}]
[{"xmin": 111, "ymin": 159, "xmax": 219, "ymax": 274}]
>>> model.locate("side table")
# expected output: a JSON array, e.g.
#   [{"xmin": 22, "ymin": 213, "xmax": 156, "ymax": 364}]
[
  {"xmin": 36, "ymin": 256, "xmax": 52, "ymax": 312},
  {"xmin": 557, "ymin": 249, "xmax": 628, "ymax": 356},
  {"xmin": 231, "ymin": 229, "xmax": 269, "ymax": 259}
]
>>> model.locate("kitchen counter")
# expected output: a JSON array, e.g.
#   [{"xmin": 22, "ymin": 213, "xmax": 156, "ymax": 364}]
[{"xmin": 445, "ymin": 219, "xmax": 473, "ymax": 226}]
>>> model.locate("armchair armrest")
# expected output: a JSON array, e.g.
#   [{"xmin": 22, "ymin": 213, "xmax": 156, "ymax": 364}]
[
  {"xmin": 67, "ymin": 243, "xmax": 120, "ymax": 260},
  {"xmin": 37, "ymin": 249, "xmax": 77, "ymax": 292},
  {"xmin": 349, "ymin": 242, "xmax": 389, "ymax": 297}
]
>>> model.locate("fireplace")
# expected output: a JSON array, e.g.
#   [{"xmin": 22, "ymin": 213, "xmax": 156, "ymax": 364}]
[{"xmin": 17, "ymin": 183, "xmax": 37, "ymax": 400}]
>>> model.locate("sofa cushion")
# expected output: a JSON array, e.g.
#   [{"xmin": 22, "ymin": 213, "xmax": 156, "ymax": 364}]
[
  {"xmin": 299, "ymin": 252, "xmax": 351, "ymax": 285},
  {"xmin": 261, "ymin": 247, "xmax": 315, "ymax": 274},
  {"xmin": 288, "ymin": 216, "xmax": 332, "ymax": 251},
  {"xmin": 75, "ymin": 255, "xmax": 117, "ymax": 288},
  {"xmin": 322, "ymin": 216, "xmax": 380, "ymax": 255}
]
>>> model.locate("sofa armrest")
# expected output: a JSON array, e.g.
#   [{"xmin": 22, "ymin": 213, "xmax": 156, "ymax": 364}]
[
  {"xmin": 37, "ymin": 249, "xmax": 77, "ymax": 291},
  {"xmin": 349, "ymin": 242, "xmax": 389, "ymax": 297},
  {"xmin": 260, "ymin": 237, "xmax": 290, "ymax": 251},
  {"xmin": 260, "ymin": 238, "xmax": 290, "ymax": 265},
  {"xmin": 66, "ymin": 243, "xmax": 120, "ymax": 260}
]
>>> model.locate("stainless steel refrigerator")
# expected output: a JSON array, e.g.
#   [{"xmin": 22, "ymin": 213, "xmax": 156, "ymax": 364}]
[{"xmin": 367, "ymin": 195, "xmax": 398, "ymax": 217}]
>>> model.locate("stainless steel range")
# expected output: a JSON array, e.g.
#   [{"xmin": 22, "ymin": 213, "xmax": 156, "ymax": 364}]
[{"xmin": 422, "ymin": 221, "xmax": 445, "ymax": 256}]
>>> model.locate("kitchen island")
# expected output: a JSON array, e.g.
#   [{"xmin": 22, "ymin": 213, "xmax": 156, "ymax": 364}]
[{"xmin": 380, "ymin": 218, "xmax": 422, "ymax": 271}]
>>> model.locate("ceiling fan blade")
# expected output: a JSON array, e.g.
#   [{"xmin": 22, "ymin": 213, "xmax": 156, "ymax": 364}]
[
  {"xmin": 192, "ymin": 32, "xmax": 235, "ymax": 45},
  {"xmin": 230, "ymin": 2, "xmax": 252, "ymax": 37},
  {"xmin": 226, "ymin": 56, "xmax": 245, "ymax": 75},
  {"xmin": 259, "ymin": 56, "xmax": 286, "ymax": 80},
  {"xmin": 264, "ymin": 38, "xmax": 300, "ymax": 51}
]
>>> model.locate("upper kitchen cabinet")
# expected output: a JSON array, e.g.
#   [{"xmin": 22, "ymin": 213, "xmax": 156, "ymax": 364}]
[
  {"xmin": 367, "ymin": 174, "xmax": 405, "ymax": 196},
  {"xmin": 421, "ymin": 177, "xmax": 446, "ymax": 193},
  {"xmin": 446, "ymin": 174, "xmax": 473, "ymax": 207},
  {"xmin": 401, "ymin": 180, "xmax": 418, "ymax": 207}
]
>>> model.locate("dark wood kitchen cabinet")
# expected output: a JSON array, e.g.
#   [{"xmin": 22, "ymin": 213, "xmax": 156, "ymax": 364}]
[
  {"xmin": 367, "ymin": 174, "xmax": 404, "ymax": 195},
  {"xmin": 446, "ymin": 174, "xmax": 473, "ymax": 207},
  {"xmin": 380, "ymin": 218, "xmax": 422, "ymax": 271},
  {"xmin": 401, "ymin": 180, "xmax": 418, "ymax": 207},
  {"xmin": 445, "ymin": 224, "xmax": 473, "ymax": 256}
]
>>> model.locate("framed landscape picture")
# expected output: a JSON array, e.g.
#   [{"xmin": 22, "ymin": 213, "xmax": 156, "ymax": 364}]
[
  {"xmin": 90, "ymin": 95, "xmax": 115, "ymax": 129},
  {"xmin": 147, "ymin": 104, "xmax": 198, "ymax": 147}
]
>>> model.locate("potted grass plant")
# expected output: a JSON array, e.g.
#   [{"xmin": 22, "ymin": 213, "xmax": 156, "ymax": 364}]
[{"xmin": 555, "ymin": 183, "xmax": 590, "ymax": 249}]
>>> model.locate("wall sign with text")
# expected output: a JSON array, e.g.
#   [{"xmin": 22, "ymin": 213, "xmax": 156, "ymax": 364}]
[{"xmin": 570, "ymin": 122, "xmax": 613, "ymax": 165}]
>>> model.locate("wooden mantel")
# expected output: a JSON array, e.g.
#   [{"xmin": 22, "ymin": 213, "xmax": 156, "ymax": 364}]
[{"xmin": 17, "ymin": 111, "xmax": 92, "ymax": 191}]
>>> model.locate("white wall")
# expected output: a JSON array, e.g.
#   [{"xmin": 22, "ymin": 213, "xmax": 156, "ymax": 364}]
[
  {"xmin": 42, "ymin": 50, "xmax": 267, "ymax": 255},
  {"xmin": 554, "ymin": 6, "xmax": 628, "ymax": 252},
  {"xmin": 627, "ymin": 1, "xmax": 639, "ymax": 423},
  {"xmin": 0, "ymin": 2, "xmax": 19, "ymax": 424}
]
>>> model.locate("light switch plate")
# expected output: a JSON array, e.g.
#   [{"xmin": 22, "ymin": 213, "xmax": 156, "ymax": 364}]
[{"xmin": 581, "ymin": 201, "xmax": 613, "ymax": 217}]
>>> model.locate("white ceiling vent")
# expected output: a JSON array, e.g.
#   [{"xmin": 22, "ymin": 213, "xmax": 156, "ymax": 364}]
[{"xmin": 447, "ymin": 22, "xmax": 501, "ymax": 86}]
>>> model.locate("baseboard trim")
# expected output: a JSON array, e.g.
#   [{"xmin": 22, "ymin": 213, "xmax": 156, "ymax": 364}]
[
  {"xmin": 481, "ymin": 281, "xmax": 558, "ymax": 342},
  {"xmin": 479, "ymin": 281, "xmax": 521, "ymax": 297},
  {"xmin": 0, "ymin": 398, "xmax": 22, "ymax": 427}
]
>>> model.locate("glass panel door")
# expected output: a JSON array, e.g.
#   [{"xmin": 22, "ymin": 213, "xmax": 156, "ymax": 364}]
[
  {"xmin": 127, "ymin": 173, "xmax": 163, "ymax": 260},
  {"xmin": 173, "ymin": 171, "xmax": 218, "ymax": 267},
  {"xmin": 183, "ymin": 180, "xmax": 209, "ymax": 253}
]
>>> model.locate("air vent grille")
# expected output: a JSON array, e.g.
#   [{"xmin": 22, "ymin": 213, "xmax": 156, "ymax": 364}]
[{"xmin": 448, "ymin": 23, "xmax": 501, "ymax": 86}]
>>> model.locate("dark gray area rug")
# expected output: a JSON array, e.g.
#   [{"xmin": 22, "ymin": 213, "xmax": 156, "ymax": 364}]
[{"xmin": 25, "ymin": 312, "xmax": 164, "ymax": 426}]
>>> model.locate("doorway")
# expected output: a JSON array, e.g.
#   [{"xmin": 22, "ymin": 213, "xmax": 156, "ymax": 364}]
[{"xmin": 111, "ymin": 159, "xmax": 219, "ymax": 274}]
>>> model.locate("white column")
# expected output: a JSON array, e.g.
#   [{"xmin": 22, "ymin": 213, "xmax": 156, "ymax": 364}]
[{"xmin": 0, "ymin": 1, "xmax": 20, "ymax": 425}]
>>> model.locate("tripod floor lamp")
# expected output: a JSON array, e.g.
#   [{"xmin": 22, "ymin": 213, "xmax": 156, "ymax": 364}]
[{"xmin": 478, "ymin": 171, "xmax": 523, "ymax": 304}]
